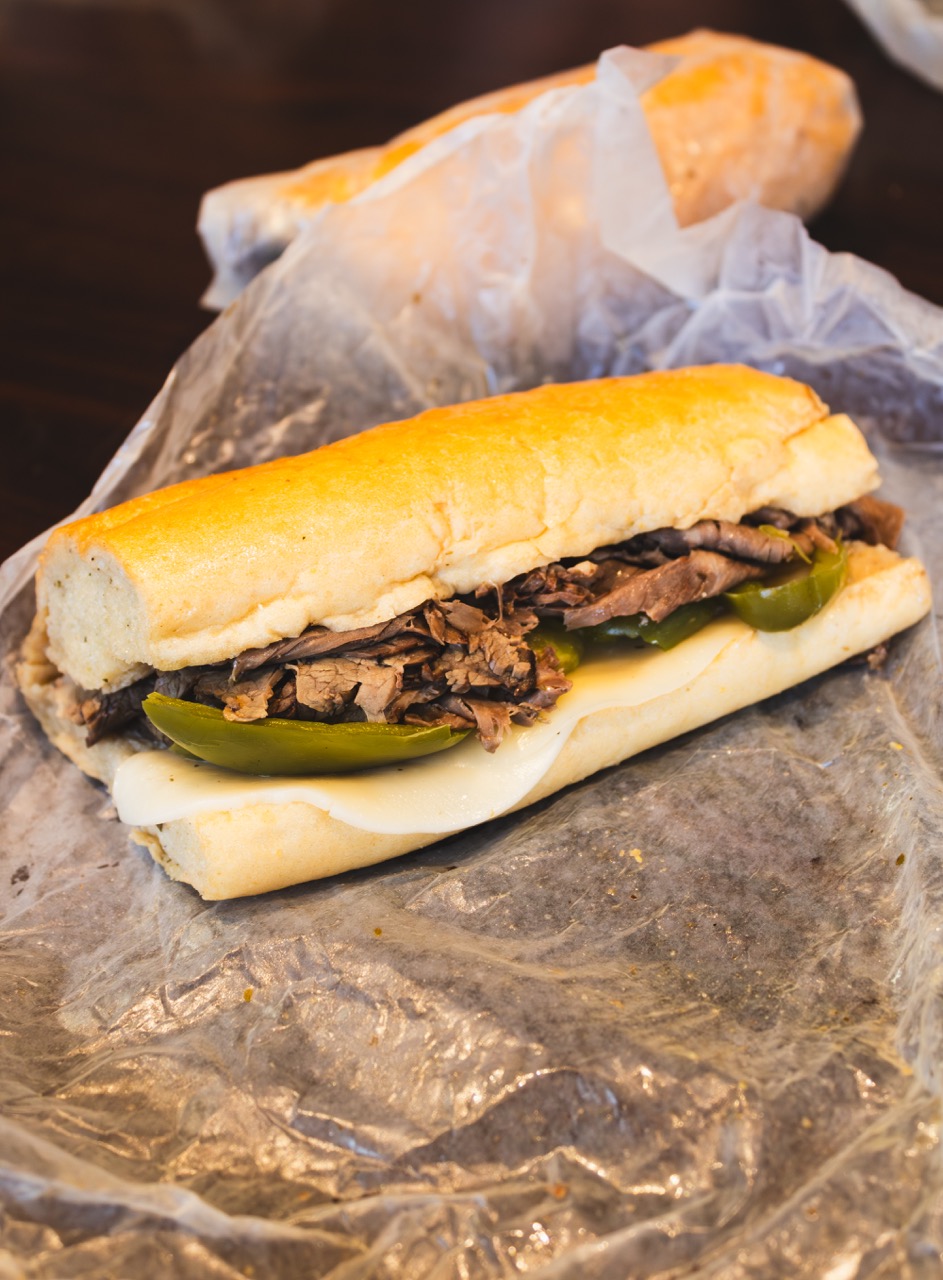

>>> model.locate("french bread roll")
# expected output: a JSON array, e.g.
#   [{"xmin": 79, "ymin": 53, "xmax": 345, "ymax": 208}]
[
  {"xmin": 198, "ymin": 31, "xmax": 863, "ymax": 306},
  {"xmin": 17, "ymin": 366, "xmax": 930, "ymax": 898},
  {"xmin": 36, "ymin": 365, "xmax": 874, "ymax": 693}
]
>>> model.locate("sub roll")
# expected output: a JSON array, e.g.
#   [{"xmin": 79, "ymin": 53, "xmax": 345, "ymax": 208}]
[
  {"xmin": 17, "ymin": 366, "xmax": 930, "ymax": 898},
  {"xmin": 199, "ymin": 30, "xmax": 863, "ymax": 306}
]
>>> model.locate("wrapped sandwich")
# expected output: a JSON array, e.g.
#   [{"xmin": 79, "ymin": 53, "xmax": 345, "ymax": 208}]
[
  {"xmin": 17, "ymin": 366, "xmax": 929, "ymax": 899},
  {"xmin": 199, "ymin": 30, "xmax": 863, "ymax": 306}
]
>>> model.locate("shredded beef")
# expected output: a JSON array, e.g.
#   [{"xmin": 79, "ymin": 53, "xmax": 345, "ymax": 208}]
[
  {"xmin": 293, "ymin": 657, "xmax": 374, "ymax": 718},
  {"xmin": 218, "ymin": 670, "xmax": 282, "ymax": 723},
  {"xmin": 232, "ymin": 614, "xmax": 433, "ymax": 678},
  {"xmin": 269, "ymin": 674, "xmax": 297, "ymax": 719},
  {"xmin": 438, "ymin": 600, "xmax": 491, "ymax": 634},
  {"xmin": 496, "ymin": 561, "xmax": 599, "ymax": 611},
  {"xmin": 78, "ymin": 500, "xmax": 905, "ymax": 751},
  {"xmin": 439, "ymin": 696, "xmax": 514, "ymax": 752}
]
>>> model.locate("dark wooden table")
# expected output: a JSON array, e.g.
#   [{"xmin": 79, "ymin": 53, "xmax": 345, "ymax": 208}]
[{"xmin": 3, "ymin": 0, "xmax": 941, "ymax": 565}]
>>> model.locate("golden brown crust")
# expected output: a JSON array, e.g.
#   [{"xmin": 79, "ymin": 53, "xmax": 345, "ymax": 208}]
[
  {"xmin": 278, "ymin": 32, "xmax": 859, "ymax": 227},
  {"xmin": 645, "ymin": 30, "xmax": 861, "ymax": 223},
  {"xmin": 35, "ymin": 366, "xmax": 880, "ymax": 691},
  {"xmin": 278, "ymin": 65, "xmax": 597, "ymax": 207}
]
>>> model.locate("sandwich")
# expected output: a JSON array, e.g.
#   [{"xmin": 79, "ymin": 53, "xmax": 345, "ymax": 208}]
[
  {"xmin": 199, "ymin": 30, "xmax": 863, "ymax": 306},
  {"xmin": 16, "ymin": 365, "xmax": 930, "ymax": 899}
]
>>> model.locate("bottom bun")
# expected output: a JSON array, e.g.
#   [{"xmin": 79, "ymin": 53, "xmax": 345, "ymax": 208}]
[{"xmin": 17, "ymin": 544, "xmax": 930, "ymax": 899}]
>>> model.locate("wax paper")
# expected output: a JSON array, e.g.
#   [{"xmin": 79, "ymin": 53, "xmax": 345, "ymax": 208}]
[
  {"xmin": 843, "ymin": 0, "xmax": 943, "ymax": 90},
  {"xmin": 3, "ymin": 47, "xmax": 943, "ymax": 1279}
]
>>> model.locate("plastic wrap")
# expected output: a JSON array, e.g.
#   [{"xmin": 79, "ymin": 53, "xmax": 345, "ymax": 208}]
[
  {"xmin": 844, "ymin": 0, "xmax": 943, "ymax": 90},
  {"xmin": 3, "ymin": 47, "xmax": 943, "ymax": 1278},
  {"xmin": 198, "ymin": 33, "xmax": 864, "ymax": 310}
]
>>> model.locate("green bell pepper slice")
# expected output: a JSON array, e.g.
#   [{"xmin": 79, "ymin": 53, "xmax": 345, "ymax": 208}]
[
  {"xmin": 724, "ymin": 543, "xmax": 847, "ymax": 632},
  {"xmin": 142, "ymin": 693, "xmax": 467, "ymax": 776},
  {"xmin": 582, "ymin": 598, "xmax": 725, "ymax": 651},
  {"xmin": 527, "ymin": 623, "xmax": 585, "ymax": 673}
]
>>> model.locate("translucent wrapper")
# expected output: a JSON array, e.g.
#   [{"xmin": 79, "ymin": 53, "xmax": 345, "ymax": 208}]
[
  {"xmin": 197, "ymin": 33, "xmax": 864, "ymax": 310},
  {"xmin": 3, "ymin": 48, "xmax": 943, "ymax": 1278},
  {"xmin": 843, "ymin": 0, "xmax": 943, "ymax": 90}
]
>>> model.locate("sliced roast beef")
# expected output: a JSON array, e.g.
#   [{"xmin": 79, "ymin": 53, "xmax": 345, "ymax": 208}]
[
  {"xmin": 217, "ymin": 669, "xmax": 282, "ymax": 723},
  {"xmin": 529, "ymin": 647, "xmax": 572, "ymax": 706},
  {"xmin": 434, "ymin": 646, "xmax": 502, "ymax": 694},
  {"xmin": 457, "ymin": 696, "xmax": 514, "ymax": 752},
  {"xmin": 563, "ymin": 550, "xmax": 766, "ymax": 629},
  {"xmin": 437, "ymin": 600, "xmax": 491, "ymax": 635},
  {"xmin": 794, "ymin": 520, "xmax": 837, "ymax": 555},
  {"xmin": 77, "ymin": 501, "xmax": 906, "ymax": 751},
  {"xmin": 292, "ymin": 654, "xmax": 417, "ymax": 722},
  {"xmin": 232, "ymin": 613, "xmax": 433, "ymax": 678},
  {"xmin": 743, "ymin": 506, "xmax": 795, "ymax": 530},
  {"xmin": 84, "ymin": 666, "xmax": 214, "ymax": 744},
  {"xmin": 269, "ymin": 674, "xmax": 297, "ymax": 719},
  {"xmin": 621, "ymin": 520, "xmax": 797, "ymax": 565},
  {"xmin": 498, "ymin": 561, "xmax": 599, "ymax": 610},
  {"xmin": 420, "ymin": 694, "xmax": 515, "ymax": 753},
  {"xmin": 82, "ymin": 680, "xmax": 155, "ymax": 746},
  {"xmin": 471, "ymin": 627, "xmax": 535, "ymax": 685},
  {"xmin": 837, "ymin": 496, "xmax": 904, "ymax": 550},
  {"xmin": 154, "ymin": 670, "xmax": 203, "ymax": 700}
]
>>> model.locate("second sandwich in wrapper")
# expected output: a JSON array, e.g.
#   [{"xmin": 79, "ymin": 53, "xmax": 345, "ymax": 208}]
[{"xmin": 199, "ymin": 30, "xmax": 863, "ymax": 306}]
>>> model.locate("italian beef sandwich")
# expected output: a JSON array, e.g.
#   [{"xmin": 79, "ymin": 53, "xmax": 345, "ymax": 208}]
[{"xmin": 17, "ymin": 365, "xmax": 931, "ymax": 898}]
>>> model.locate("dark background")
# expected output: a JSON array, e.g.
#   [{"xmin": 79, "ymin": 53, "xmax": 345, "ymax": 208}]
[{"xmin": 2, "ymin": 0, "xmax": 941, "ymax": 564}]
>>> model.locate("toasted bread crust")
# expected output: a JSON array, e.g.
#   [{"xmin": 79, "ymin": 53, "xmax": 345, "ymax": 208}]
[
  {"xmin": 644, "ymin": 30, "xmax": 861, "ymax": 223},
  {"xmin": 274, "ymin": 31, "xmax": 860, "ymax": 229},
  {"xmin": 35, "ymin": 366, "xmax": 880, "ymax": 691}
]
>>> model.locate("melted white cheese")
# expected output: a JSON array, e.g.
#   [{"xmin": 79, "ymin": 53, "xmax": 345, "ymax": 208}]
[{"xmin": 113, "ymin": 620, "xmax": 741, "ymax": 835}]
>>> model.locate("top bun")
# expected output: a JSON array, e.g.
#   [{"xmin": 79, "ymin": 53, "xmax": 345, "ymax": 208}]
[{"xmin": 37, "ymin": 365, "xmax": 878, "ymax": 692}]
